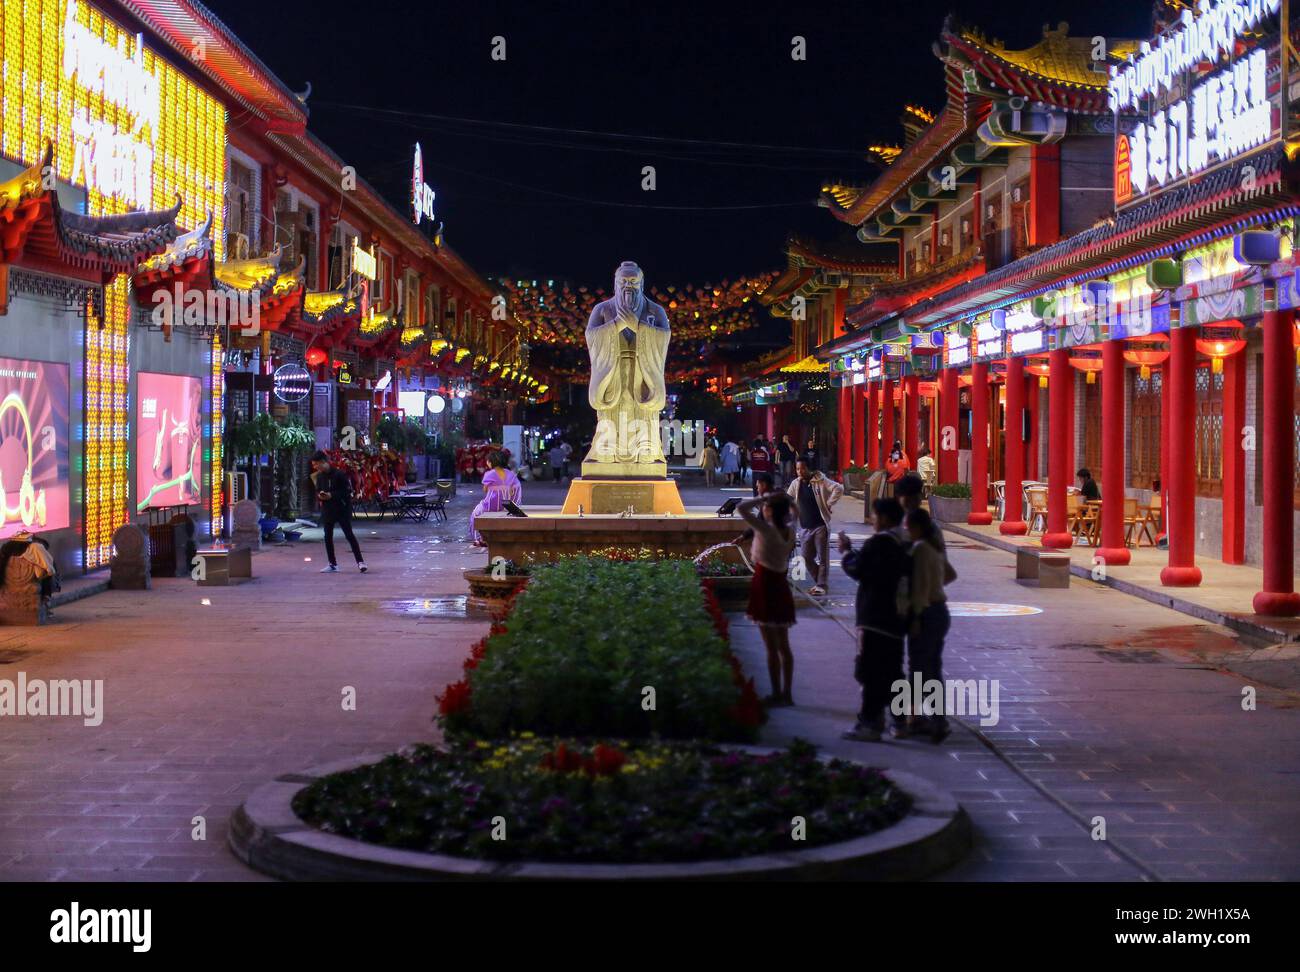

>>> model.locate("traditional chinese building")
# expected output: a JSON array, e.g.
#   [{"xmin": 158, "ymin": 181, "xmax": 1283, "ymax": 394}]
[
  {"xmin": 808, "ymin": 3, "xmax": 1300, "ymax": 617},
  {"xmin": 0, "ymin": 0, "xmax": 513, "ymax": 575}
]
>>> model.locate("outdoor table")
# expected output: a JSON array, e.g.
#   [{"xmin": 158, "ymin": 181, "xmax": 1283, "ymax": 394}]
[{"xmin": 396, "ymin": 492, "xmax": 430, "ymax": 522}]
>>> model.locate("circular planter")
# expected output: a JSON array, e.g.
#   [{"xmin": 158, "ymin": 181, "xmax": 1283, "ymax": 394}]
[
  {"xmin": 229, "ymin": 749, "xmax": 971, "ymax": 882},
  {"xmin": 463, "ymin": 569, "xmax": 529, "ymax": 618},
  {"xmin": 844, "ymin": 473, "xmax": 865, "ymax": 493},
  {"xmin": 701, "ymin": 574, "xmax": 752, "ymax": 611},
  {"xmin": 927, "ymin": 493, "xmax": 971, "ymax": 525}
]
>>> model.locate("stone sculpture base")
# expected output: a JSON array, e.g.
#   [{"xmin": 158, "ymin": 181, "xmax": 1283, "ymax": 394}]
[
  {"xmin": 561, "ymin": 478, "xmax": 685, "ymax": 515},
  {"xmin": 581, "ymin": 458, "xmax": 667, "ymax": 480}
]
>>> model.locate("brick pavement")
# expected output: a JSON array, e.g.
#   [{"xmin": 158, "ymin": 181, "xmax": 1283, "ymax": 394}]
[{"xmin": 0, "ymin": 476, "xmax": 1296, "ymax": 880}]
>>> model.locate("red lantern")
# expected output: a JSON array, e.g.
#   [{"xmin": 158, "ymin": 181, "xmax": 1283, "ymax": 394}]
[
  {"xmin": 1122, "ymin": 333, "xmax": 1170, "ymax": 380},
  {"xmin": 1194, "ymin": 324, "xmax": 1247, "ymax": 374},
  {"xmin": 305, "ymin": 347, "xmax": 327, "ymax": 367},
  {"xmin": 1025, "ymin": 356, "xmax": 1050, "ymax": 388},
  {"xmin": 1068, "ymin": 346, "xmax": 1104, "ymax": 384}
]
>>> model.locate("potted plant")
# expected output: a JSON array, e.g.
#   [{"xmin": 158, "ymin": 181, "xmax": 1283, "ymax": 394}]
[
  {"xmin": 272, "ymin": 415, "xmax": 316, "ymax": 522},
  {"xmin": 463, "ymin": 559, "xmax": 531, "ymax": 618},
  {"xmin": 228, "ymin": 412, "xmax": 279, "ymax": 507},
  {"xmin": 928, "ymin": 482, "xmax": 973, "ymax": 524}
]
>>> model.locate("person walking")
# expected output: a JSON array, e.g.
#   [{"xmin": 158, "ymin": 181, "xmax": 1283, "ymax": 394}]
[
  {"xmin": 737, "ymin": 492, "xmax": 798, "ymax": 707},
  {"xmin": 786, "ymin": 458, "xmax": 843, "ymax": 597},
  {"xmin": 778, "ymin": 434, "xmax": 796, "ymax": 486},
  {"xmin": 738, "ymin": 438, "xmax": 749, "ymax": 485},
  {"xmin": 699, "ymin": 439, "xmax": 720, "ymax": 487},
  {"xmin": 901, "ymin": 507, "xmax": 952, "ymax": 743},
  {"xmin": 310, "ymin": 451, "xmax": 367, "ymax": 573},
  {"xmin": 720, "ymin": 439, "xmax": 741, "ymax": 486},
  {"xmin": 838, "ymin": 498, "xmax": 909, "ymax": 741}
]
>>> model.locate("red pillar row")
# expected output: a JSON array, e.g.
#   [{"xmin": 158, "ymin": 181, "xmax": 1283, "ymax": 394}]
[
  {"xmin": 1161, "ymin": 325, "xmax": 1202, "ymax": 586},
  {"xmin": 1221, "ymin": 349, "xmax": 1246, "ymax": 565},
  {"xmin": 852, "ymin": 384, "xmax": 866, "ymax": 466},
  {"xmin": 837, "ymin": 385, "xmax": 852, "ymax": 473},
  {"xmin": 938, "ymin": 367, "xmax": 958, "ymax": 483},
  {"xmin": 1043, "ymin": 348, "xmax": 1074, "ymax": 548},
  {"xmin": 881, "ymin": 377, "xmax": 896, "ymax": 465},
  {"xmin": 1026, "ymin": 372, "xmax": 1040, "ymax": 481},
  {"xmin": 1096, "ymin": 338, "xmax": 1130, "ymax": 565},
  {"xmin": 1000, "ymin": 356, "xmax": 1027, "ymax": 534},
  {"xmin": 903, "ymin": 374, "xmax": 920, "ymax": 464},
  {"xmin": 968, "ymin": 361, "xmax": 993, "ymax": 524},
  {"xmin": 1254, "ymin": 309, "xmax": 1300, "ymax": 615},
  {"xmin": 866, "ymin": 382, "xmax": 879, "ymax": 469}
]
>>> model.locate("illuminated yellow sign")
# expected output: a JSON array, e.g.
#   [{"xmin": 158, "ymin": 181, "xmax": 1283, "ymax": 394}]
[
  {"xmin": 351, "ymin": 240, "xmax": 377, "ymax": 280},
  {"xmin": 0, "ymin": 0, "xmax": 226, "ymax": 244}
]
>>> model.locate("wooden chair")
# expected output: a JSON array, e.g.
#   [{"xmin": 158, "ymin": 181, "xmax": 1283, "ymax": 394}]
[
  {"xmin": 992, "ymin": 481, "xmax": 1006, "ymax": 521},
  {"xmin": 1069, "ymin": 496, "xmax": 1098, "ymax": 544},
  {"xmin": 1131, "ymin": 496, "xmax": 1161, "ymax": 547},
  {"xmin": 1121, "ymin": 497, "xmax": 1141, "ymax": 546}
]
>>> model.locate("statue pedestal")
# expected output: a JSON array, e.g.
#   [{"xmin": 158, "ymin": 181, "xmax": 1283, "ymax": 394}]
[{"xmin": 561, "ymin": 478, "xmax": 685, "ymax": 515}]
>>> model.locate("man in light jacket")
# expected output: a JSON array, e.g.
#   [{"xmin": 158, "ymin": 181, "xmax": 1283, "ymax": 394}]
[{"xmin": 786, "ymin": 458, "xmax": 844, "ymax": 596}]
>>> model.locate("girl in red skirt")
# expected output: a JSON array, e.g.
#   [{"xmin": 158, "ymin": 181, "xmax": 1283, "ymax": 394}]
[{"xmin": 738, "ymin": 493, "xmax": 797, "ymax": 706}]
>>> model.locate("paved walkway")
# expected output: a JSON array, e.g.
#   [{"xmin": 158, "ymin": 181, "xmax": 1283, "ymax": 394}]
[
  {"xmin": 0, "ymin": 476, "xmax": 1296, "ymax": 880},
  {"xmin": 943, "ymin": 516, "xmax": 1300, "ymax": 645}
]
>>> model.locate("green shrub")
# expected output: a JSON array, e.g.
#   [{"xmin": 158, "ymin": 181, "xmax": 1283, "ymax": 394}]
[
  {"xmin": 443, "ymin": 558, "xmax": 759, "ymax": 741},
  {"xmin": 843, "ymin": 464, "xmax": 869, "ymax": 475},
  {"xmin": 930, "ymin": 482, "xmax": 972, "ymax": 498}
]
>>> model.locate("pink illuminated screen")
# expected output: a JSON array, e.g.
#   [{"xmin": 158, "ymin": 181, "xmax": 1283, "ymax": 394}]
[
  {"xmin": 0, "ymin": 357, "xmax": 71, "ymax": 539},
  {"xmin": 136, "ymin": 372, "xmax": 203, "ymax": 511}
]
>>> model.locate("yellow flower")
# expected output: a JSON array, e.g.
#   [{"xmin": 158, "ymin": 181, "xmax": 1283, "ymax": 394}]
[{"xmin": 520, "ymin": 731, "xmax": 535, "ymax": 739}]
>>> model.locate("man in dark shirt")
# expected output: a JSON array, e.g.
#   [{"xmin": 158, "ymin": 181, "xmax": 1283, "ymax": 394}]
[
  {"xmin": 777, "ymin": 435, "xmax": 796, "ymax": 485},
  {"xmin": 748, "ymin": 438, "xmax": 772, "ymax": 496},
  {"xmin": 838, "ymin": 498, "xmax": 909, "ymax": 741},
  {"xmin": 802, "ymin": 436, "xmax": 821, "ymax": 471},
  {"xmin": 311, "ymin": 451, "xmax": 367, "ymax": 573},
  {"xmin": 1077, "ymin": 468, "xmax": 1101, "ymax": 502}
]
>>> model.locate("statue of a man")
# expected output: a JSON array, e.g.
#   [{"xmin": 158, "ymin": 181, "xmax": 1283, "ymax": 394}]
[{"xmin": 582, "ymin": 261, "xmax": 671, "ymax": 476}]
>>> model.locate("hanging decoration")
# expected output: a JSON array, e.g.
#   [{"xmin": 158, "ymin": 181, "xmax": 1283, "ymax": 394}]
[
  {"xmin": 1122, "ymin": 334, "xmax": 1170, "ymax": 380},
  {"xmin": 1194, "ymin": 324, "xmax": 1247, "ymax": 374}
]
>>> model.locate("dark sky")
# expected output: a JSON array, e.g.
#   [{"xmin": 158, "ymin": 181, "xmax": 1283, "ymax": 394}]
[{"xmin": 212, "ymin": 0, "xmax": 1154, "ymax": 289}]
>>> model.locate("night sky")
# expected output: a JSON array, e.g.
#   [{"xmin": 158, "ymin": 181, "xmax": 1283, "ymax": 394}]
[{"xmin": 212, "ymin": 0, "xmax": 1155, "ymax": 290}]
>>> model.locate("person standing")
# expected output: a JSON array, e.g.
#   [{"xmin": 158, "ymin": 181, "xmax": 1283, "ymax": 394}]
[
  {"xmin": 699, "ymin": 439, "xmax": 720, "ymax": 487},
  {"xmin": 838, "ymin": 498, "xmax": 909, "ymax": 741},
  {"xmin": 720, "ymin": 439, "xmax": 741, "ymax": 486},
  {"xmin": 737, "ymin": 492, "xmax": 798, "ymax": 706},
  {"xmin": 560, "ymin": 439, "xmax": 573, "ymax": 480},
  {"xmin": 748, "ymin": 438, "xmax": 773, "ymax": 497},
  {"xmin": 310, "ymin": 451, "xmax": 367, "ymax": 573},
  {"xmin": 901, "ymin": 507, "xmax": 952, "ymax": 743},
  {"xmin": 548, "ymin": 442, "xmax": 566, "ymax": 482},
  {"xmin": 786, "ymin": 458, "xmax": 843, "ymax": 597},
  {"xmin": 802, "ymin": 436, "xmax": 821, "ymax": 472},
  {"xmin": 886, "ymin": 440, "xmax": 911, "ymax": 493},
  {"xmin": 777, "ymin": 434, "xmax": 797, "ymax": 486}
]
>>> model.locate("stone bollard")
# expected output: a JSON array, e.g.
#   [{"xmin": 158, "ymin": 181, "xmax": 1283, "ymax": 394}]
[
  {"xmin": 110, "ymin": 523, "xmax": 151, "ymax": 590},
  {"xmin": 230, "ymin": 499, "xmax": 261, "ymax": 551},
  {"xmin": 0, "ymin": 551, "xmax": 49, "ymax": 625}
]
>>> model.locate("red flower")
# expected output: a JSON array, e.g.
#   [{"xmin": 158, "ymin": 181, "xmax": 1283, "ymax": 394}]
[
  {"xmin": 436, "ymin": 679, "xmax": 472, "ymax": 716},
  {"xmin": 540, "ymin": 743, "xmax": 585, "ymax": 773},
  {"xmin": 585, "ymin": 743, "xmax": 627, "ymax": 777}
]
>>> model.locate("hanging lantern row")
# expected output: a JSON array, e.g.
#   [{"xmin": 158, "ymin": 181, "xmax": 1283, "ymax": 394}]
[
  {"xmin": 1194, "ymin": 324, "xmax": 1247, "ymax": 374},
  {"xmin": 1123, "ymin": 334, "xmax": 1170, "ymax": 380},
  {"xmin": 1068, "ymin": 346, "xmax": 1104, "ymax": 384}
]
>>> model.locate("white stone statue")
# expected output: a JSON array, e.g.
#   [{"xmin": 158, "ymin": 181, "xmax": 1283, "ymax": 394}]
[{"xmin": 582, "ymin": 261, "xmax": 671, "ymax": 477}]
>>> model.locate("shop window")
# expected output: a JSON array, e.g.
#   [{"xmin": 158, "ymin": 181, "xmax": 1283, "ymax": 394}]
[
  {"xmin": 375, "ymin": 252, "xmax": 391, "ymax": 307},
  {"xmin": 425, "ymin": 286, "xmax": 441, "ymax": 333},
  {"xmin": 1130, "ymin": 369, "xmax": 1161, "ymax": 489},
  {"xmin": 1010, "ymin": 180, "xmax": 1030, "ymax": 258},
  {"xmin": 1194, "ymin": 365, "xmax": 1223, "ymax": 498},
  {"xmin": 936, "ymin": 225, "xmax": 953, "ymax": 263},
  {"xmin": 404, "ymin": 271, "xmax": 419, "ymax": 325},
  {"xmin": 959, "ymin": 212, "xmax": 974, "ymax": 250}
]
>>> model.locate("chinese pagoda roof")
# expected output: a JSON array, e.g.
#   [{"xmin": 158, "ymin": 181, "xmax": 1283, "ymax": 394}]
[{"xmin": 0, "ymin": 143, "xmax": 180, "ymax": 280}]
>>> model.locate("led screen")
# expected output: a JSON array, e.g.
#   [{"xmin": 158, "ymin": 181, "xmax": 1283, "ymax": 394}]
[
  {"xmin": 0, "ymin": 358, "xmax": 71, "ymax": 539},
  {"xmin": 136, "ymin": 372, "xmax": 203, "ymax": 511}
]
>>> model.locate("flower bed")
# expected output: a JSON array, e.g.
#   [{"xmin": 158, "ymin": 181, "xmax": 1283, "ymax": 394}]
[
  {"xmin": 438, "ymin": 556, "xmax": 762, "ymax": 740},
  {"xmin": 291, "ymin": 737, "xmax": 912, "ymax": 864}
]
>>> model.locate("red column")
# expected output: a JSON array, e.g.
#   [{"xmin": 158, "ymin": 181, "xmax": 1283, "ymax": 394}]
[
  {"xmin": 1221, "ymin": 348, "xmax": 1246, "ymax": 565},
  {"xmin": 903, "ymin": 374, "xmax": 920, "ymax": 464},
  {"xmin": 938, "ymin": 367, "xmax": 958, "ymax": 483},
  {"xmin": 881, "ymin": 377, "xmax": 896, "ymax": 463},
  {"xmin": 968, "ymin": 361, "xmax": 993, "ymax": 524},
  {"xmin": 852, "ymin": 384, "xmax": 866, "ymax": 465},
  {"xmin": 1000, "ymin": 356, "xmax": 1027, "ymax": 534},
  {"xmin": 1254, "ymin": 309, "xmax": 1300, "ymax": 615},
  {"xmin": 837, "ymin": 385, "xmax": 852, "ymax": 472},
  {"xmin": 1096, "ymin": 338, "xmax": 1130, "ymax": 565},
  {"xmin": 1026, "ymin": 372, "xmax": 1040, "ymax": 481},
  {"xmin": 1029, "ymin": 143, "xmax": 1061, "ymax": 246},
  {"xmin": 1042, "ymin": 348, "xmax": 1074, "ymax": 548},
  {"xmin": 1158, "ymin": 359, "xmax": 1171, "ymax": 541},
  {"xmin": 1160, "ymin": 326, "xmax": 1202, "ymax": 586},
  {"xmin": 865, "ymin": 382, "xmax": 879, "ymax": 469}
]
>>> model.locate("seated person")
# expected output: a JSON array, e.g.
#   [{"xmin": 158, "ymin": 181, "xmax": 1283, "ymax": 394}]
[{"xmin": 1077, "ymin": 467, "xmax": 1101, "ymax": 502}]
